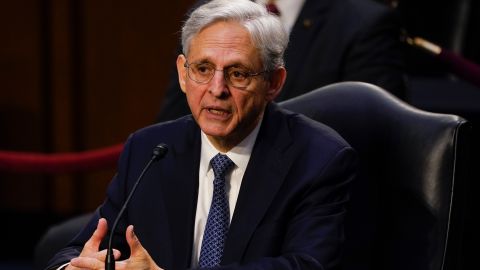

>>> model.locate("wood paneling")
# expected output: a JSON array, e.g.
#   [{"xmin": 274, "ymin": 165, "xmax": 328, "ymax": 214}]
[
  {"xmin": 0, "ymin": 0, "xmax": 194, "ymax": 215},
  {"xmin": 0, "ymin": 1, "xmax": 49, "ymax": 212}
]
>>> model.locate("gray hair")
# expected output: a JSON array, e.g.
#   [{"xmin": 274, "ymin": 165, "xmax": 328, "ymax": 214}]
[{"xmin": 181, "ymin": 0, "xmax": 288, "ymax": 72}]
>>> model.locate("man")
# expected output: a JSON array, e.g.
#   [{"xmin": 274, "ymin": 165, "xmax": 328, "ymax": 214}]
[
  {"xmin": 45, "ymin": 0, "xmax": 356, "ymax": 269},
  {"xmin": 157, "ymin": 0, "xmax": 406, "ymax": 122}
]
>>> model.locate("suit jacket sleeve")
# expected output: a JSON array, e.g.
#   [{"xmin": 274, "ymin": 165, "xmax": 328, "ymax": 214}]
[{"xmin": 42, "ymin": 133, "xmax": 139, "ymax": 270}]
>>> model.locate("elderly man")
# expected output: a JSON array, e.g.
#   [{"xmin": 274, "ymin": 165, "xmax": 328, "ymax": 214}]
[{"xmin": 45, "ymin": 0, "xmax": 356, "ymax": 269}]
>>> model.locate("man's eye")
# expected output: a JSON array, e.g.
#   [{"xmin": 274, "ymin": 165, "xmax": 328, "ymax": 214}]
[
  {"xmin": 195, "ymin": 65, "xmax": 212, "ymax": 74},
  {"xmin": 229, "ymin": 70, "xmax": 248, "ymax": 80}
]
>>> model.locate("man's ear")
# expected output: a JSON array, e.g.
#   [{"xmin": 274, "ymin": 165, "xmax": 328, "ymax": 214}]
[
  {"xmin": 265, "ymin": 66, "xmax": 287, "ymax": 101},
  {"xmin": 176, "ymin": 54, "xmax": 187, "ymax": 93}
]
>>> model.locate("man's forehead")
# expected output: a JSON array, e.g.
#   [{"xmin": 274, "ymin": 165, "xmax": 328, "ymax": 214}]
[
  {"xmin": 186, "ymin": 22, "xmax": 262, "ymax": 68},
  {"xmin": 189, "ymin": 21, "xmax": 253, "ymax": 51}
]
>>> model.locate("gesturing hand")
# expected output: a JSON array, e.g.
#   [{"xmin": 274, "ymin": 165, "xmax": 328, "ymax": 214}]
[
  {"xmin": 67, "ymin": 218, "xmax": 121, "ymax": 269},
  {"xmin": 67, "ymin": 218, "xmax": 162, "ymax": 270},
  {"xmin": 115, "ymin": 225, "xmax": 164, "ymax": 270}
]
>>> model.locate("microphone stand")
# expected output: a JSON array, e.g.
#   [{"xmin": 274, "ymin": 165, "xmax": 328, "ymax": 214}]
[{"xmin": 105, "ymin": 143, "xmax": 168, "ymax": 270}]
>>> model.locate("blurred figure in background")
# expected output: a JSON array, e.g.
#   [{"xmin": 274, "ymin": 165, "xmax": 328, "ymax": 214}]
[{"xmin": 157, "ymin": 0, "xmax": 407, "ymax": 122}]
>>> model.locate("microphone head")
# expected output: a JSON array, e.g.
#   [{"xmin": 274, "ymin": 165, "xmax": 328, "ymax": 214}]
[{"xmin": 152, "ymin": 143, "xmax": 168, "ymax": 161}]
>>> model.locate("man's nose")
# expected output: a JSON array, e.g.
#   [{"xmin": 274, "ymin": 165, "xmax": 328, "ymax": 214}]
[{"xmin": 209, "ymin": 70, "xmax": 229, "ymax": 97}]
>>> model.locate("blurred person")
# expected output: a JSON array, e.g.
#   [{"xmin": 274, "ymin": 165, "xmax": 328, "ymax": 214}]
[{"xmin": 44, "ymin": 0, "xmax": 356, "ymax": 269}]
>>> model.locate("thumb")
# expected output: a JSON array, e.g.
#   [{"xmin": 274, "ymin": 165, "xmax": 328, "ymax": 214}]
[
  {"xmin": 121, "ymin": 225, "xmax": 163, "ymax": 270},
  {"xmin": 125, "ymin": 225, "xmax": 142, "ymax": 255}
]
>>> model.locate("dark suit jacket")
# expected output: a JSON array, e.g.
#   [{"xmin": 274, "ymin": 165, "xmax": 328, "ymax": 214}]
[
  {"xmin": 157, "ymin": 0, "xmax": 406, "ymax": 122},
  {"xmin": 45, "ymin": 103, "xmax": 357, "ymax": 270}
]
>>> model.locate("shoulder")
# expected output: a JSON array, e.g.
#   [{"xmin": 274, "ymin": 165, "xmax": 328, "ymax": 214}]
[
  {"xmin": 267, "ymin": 104, "xmax": 358, "ymax": 189},
  {"xmin": 132, "ymin": 115, "xmax": 196, "ymax": 141},
  {"xmin": 122, "ymin": 115, "xmax": 199, "ymax": 157},
  {"xmin": 268, "ymin": 104, "xmax": 353, "ymax": 156},
  {"xmin": 283, "ymin": 107, "xmax": 352, "ymax": 153}
]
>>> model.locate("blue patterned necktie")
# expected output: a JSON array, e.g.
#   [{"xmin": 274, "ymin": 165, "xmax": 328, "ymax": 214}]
[{"xmin": 198, "ymin": 153, "xmax": 234, "ymax": 267}]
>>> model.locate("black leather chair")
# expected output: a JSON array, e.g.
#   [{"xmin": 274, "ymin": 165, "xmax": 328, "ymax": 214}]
[
  {"xmin": 36, "ymin": 82, "xmax": 471, "ymax": 270},
  {"xmin": 280, "ymin": 82, "xmax": 471, "ymax": 270},
  {"xmin": 35, "ymin": 212, "xmax": 93, "ymax": 269}
]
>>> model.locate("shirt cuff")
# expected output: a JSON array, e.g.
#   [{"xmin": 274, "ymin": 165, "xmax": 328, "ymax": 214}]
[{"xmin": 55, "ymin": 262, "xmax": 70, "ymax": 270}]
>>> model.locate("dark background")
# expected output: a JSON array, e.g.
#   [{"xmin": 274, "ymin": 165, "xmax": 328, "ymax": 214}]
[
  {"xmin": 1, "ymin": 0, "xmax": 479, "ymax": 269},
  {"xmin": 0, "ymin": 0, "xmax": 196, "ymax": 268}
]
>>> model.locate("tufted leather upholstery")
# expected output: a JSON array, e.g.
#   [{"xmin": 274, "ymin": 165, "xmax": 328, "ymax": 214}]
[{"xmin": 280, "ymin": 81, "xmax": 471, "ymax": 270}]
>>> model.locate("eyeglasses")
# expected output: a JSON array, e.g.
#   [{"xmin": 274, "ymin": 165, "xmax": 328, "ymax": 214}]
[{"xmin": 184, "ymin": 61, "xmax": 268, "ymax": 89}]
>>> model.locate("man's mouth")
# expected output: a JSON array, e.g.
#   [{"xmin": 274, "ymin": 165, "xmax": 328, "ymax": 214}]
[{"xmin": 208, "ymin": 108, "xmax": 228, "ymax": 115}]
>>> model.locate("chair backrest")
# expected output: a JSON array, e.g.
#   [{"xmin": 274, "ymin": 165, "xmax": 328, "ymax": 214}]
[{"xmin": 279, "ymin": 81, "xmax": 471, "ymax": 270}]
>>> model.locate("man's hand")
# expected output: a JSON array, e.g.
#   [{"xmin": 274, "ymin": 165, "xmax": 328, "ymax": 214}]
[
  {"xmin": 67, "ymin": 218, "xmax": 121, "ymax": 269},
  {"xmin": 115, "ymin": 225, "xmax": 164, "ymax": 270},
  {"xmin": 66, "ymin": 218, "xmax": 162, "ymax": 270}
]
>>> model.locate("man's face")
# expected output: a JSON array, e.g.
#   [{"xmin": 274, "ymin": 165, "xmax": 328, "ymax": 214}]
[{"xmin": 177, "ymin": 21, "xmax": 283, "ymax": 150}]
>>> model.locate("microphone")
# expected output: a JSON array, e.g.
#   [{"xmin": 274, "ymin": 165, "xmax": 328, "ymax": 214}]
[{"xmin": 105, "ymin": 143, "xmax": 168, "ymax": 270}]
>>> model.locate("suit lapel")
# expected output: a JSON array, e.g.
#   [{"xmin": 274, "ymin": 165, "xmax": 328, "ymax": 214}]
[
  {"xmin": 279, "ymin": 0, "xmax": 333, "ymax": 100},
  {"xmin": 222, "ymin": 104, "xmax": 297, "ymax": 263},
  {"xmin": 159, "ymin": 119, "xmax": 201, "ymax": 269}
]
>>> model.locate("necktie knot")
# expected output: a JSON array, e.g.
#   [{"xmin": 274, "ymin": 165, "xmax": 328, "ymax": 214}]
[{"xmin": 210, "ymin": 153, "xmax": 234, "ymax": 179}]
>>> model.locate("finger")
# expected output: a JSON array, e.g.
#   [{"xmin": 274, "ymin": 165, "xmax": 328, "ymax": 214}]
[
  {"xmin": 64, "ymin": 264, "xmax": 83, "ymax": 270},
  {"xmin": 115, "ymin": 259, "xmax": 165, "ymax": 270},
  {"xmin": 93, "ymin": 249, "xmax": 122, "ymax": 261},
  {"xmin": 83, "ymin": 218, "xmax": 108, "ymax": 252},
  {"xmin": 70, "ymin": 256, "xmax": 103, "ymax": 270},
  {"xmin": 113, "ymin": 249, "xmax": 122, "ymax": 260},
  {"xmin": 125, "ymin": 225, "xmax": 142, "ymax": 255}
]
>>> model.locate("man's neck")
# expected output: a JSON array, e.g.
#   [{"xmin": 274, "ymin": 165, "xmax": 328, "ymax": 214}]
[{"xmin": 204, "ymin": 115, "xmax": 264, "ymax": 153}]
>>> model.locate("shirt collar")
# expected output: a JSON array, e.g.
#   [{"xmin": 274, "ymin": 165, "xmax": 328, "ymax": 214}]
[{"xmin": 200, "ymin": 117, "xmax": 263, "ymax": 174}]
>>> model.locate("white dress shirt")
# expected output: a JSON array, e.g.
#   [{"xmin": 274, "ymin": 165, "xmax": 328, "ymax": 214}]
[{"xmin": 191, "ymin": 118, "xmax": 263, "ymax": 267}]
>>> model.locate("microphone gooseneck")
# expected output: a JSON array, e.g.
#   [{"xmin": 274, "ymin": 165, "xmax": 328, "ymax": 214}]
[{"xmin": 105, "ymin": 143, "xmax": 168, "ymax": 270}]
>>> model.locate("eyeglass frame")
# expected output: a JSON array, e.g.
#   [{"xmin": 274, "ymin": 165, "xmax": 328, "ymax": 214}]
[{"xmin": 183, "ymin": 60, "xmax": 270, "ymax": 89}]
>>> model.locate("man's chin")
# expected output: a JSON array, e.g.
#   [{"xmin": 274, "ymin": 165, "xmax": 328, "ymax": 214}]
[{"xmin": 201, "ymin": 125, "xmax": 231, "ymax": 138}]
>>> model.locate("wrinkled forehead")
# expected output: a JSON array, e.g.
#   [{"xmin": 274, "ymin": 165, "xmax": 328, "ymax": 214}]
[
  {"xmin": 186, "ymin": 21, "xmax": 262, "ymax": 68},
  {"xmin": 186, "ymin": 19, "xmax": 255, "ymax": 54}
]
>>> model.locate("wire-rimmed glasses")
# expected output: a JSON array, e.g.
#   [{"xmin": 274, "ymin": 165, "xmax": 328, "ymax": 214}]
[{"xmin": 184, "ymin": 61, "xmax": 268, "ymax": 89}]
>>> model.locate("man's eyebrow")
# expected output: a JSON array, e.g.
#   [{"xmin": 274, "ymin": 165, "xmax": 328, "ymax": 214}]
[
  {"xmin": 191, "ymin": 59, "xmax": 212, "ymax": 64},
  {"xmin": 224, "ymin": 63, "xmax": 254, "ymax": 71},
  {"xmin": 191, "ymin": 58, "xmax": 253, "ymax": 70}
]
